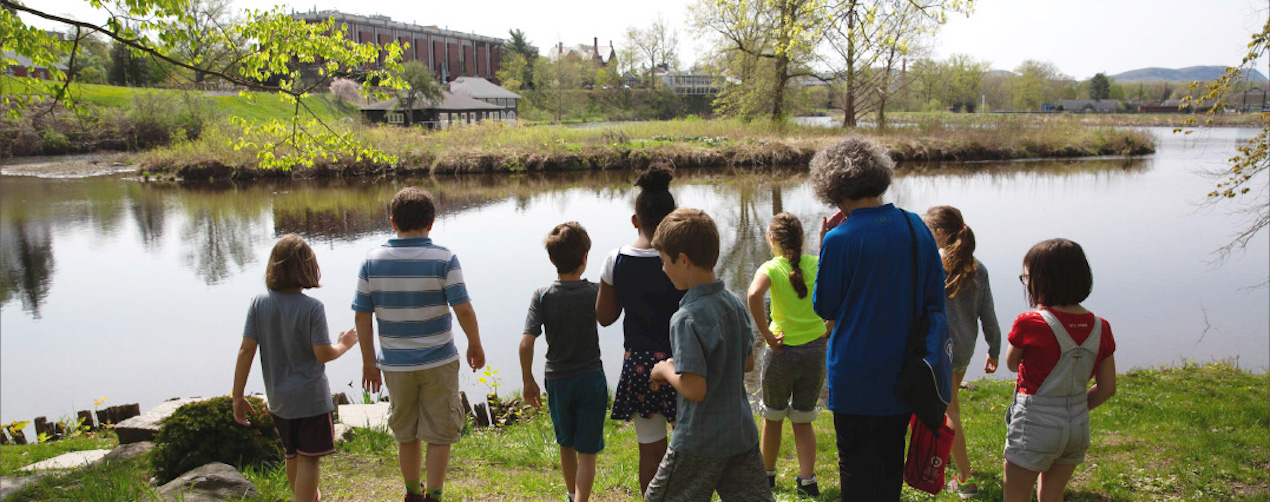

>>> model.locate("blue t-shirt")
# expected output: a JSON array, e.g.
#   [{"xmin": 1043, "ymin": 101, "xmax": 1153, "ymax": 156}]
[
  {"xmin": 669, "ymin": 280, "xmax": 759, "ymax": 457},
  {"xmin": 813, "ymin": 204, "xmax": 946, "ymax": 416}
]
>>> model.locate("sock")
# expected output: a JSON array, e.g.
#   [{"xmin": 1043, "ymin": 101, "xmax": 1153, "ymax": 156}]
[
  {"xmin": 766, "ymin": 469, "xmax": 776, "ymax": 477},
  {"xmin": 425, "ymin": 487, "xmax": 443, "ymax": 500},
  {"xmin": 798, "ymin": 475, "xmax": 816, "ymax": 485},
  {"xmin": 405, "ymin": 481, "xmax": 423, "ymax": 495}
]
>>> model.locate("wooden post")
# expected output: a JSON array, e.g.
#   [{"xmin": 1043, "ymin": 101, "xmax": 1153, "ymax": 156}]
[
  {"xmin": 77, "ymin": 410, "xmax": 96, "ymax": 430},
  {"xmin": 8, "ymin": 427, "xmax": 26, "ymax": 445},
  {"xmin": 473, "ymin": 403, "xmax": 490, "ymax": 428},
  {"xmin": 0, "ymin": 429, "xmax": 8, "ymax": 445},
  {"xmin": 33, "ymin": 417, "xmax": 52, "ymax": 439},
  {"xmin": 459, "ymin": 391, "xmax": 474, "ymax": 422}
]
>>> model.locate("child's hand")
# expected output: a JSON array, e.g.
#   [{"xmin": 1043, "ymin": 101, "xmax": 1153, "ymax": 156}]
[
  {"xmin": 362, "ymin": 366, "xmax": 382, "ymax": 393},
  {"xmin": 467, "ymin": 343, "xmax": 485, "ymax": 371},
  {"xmin": 232, "ymin": 395, "xmax": 254, "ymax": 426},
  {"xmin": 523, "ymin": 380, "xmax": 542, "ymax": 409},
  {"xmin": 649, "ymin": 358, "xmax": 674, "ymax": 391},
  {"xmin": 984, "ymin": 357, "xmax": 999, "ymax": 374},
  {"xmin": 766, "ymin": 332, "xmax": 786, "ymax": 355},
  {"xmin": 338, "ymin": 328, "xmax": 358, "ymax": 350}
]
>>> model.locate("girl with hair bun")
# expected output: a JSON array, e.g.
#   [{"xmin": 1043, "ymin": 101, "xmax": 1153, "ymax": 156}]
[
  {"xmin": 745, "ymin": 213, "xmax": 826, "ymax": 496},
  {"xmin": 594, "ymin": 162, "xmax": 684, "ymax": 493},
  {"xmin": 923, "ymin": 205, "xmax": 1001, "ymax": 499}
]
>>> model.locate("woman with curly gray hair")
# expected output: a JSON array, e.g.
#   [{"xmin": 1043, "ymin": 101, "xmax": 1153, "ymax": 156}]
[{"xmin": 809, "ymin": 136, "xmax": 946, "ymax": 501}]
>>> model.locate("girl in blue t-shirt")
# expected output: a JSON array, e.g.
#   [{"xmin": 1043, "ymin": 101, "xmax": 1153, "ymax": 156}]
[{"xmin": 595, "ymin": 165, "xmax": 684, "ymax": 493}]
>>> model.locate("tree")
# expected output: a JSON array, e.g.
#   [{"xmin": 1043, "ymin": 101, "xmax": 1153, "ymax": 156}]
[
  {"xmin": 1182, "ymin": 17, "xmax": 1269, "ymax": 259},
  {"xmin": 0, "ymin": 0, "xmax": 406, "ymax": 169},
  {"xmin": 621, "ymin": 15, "xmax": 680, "ymax": 88},
  {"xmin": 167, "ymin": 0, "xmax": 246, "ymax": 85},
  {"xmin": 1089, "ymin": 72, "xmax": 1111, "ymax": 100},
  {"xmin": 692, "ymin": 0, "xmax": 826, "ymax": 120},
  {"xmin": 397, "ymin": 61, "xmax": 444, "ymax": 126},
  {"xmin": 108, "ymin": 38, "xmax": 160, "ymax": 86},
  {"xmin": 534, "ymin": 52, "xmax": 589, "ymax": 122},
  {"xmin": 1011, "ymin": 60, "xmax": 1074, "ymax": 110},
  {"xmin": 496, "ymin": 51, "xmax": 531, "ymax": 91},
  {"xmin": 506, "ymin": 29, "xmax": 537, "ymax": 89}
]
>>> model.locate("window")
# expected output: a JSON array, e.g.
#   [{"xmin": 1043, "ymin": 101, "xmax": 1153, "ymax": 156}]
[{"xmin": 387, "ymin": 112, "xmax": 404, "ymax": 124}]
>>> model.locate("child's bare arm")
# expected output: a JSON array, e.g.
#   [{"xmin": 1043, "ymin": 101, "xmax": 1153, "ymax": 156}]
[
  {"xmin": 453, "ymin": 302, "xmax": 485, "ymax": 371},
  {"xmin": 314, "ymin": 328, "xmax": 358, "ymax": 363},
  {"xmin": 232, "ymin": 338, "xmax": 258, "ymax": 426},
  {"xmin": 1005, "ymin": 342, "xmax": 1022, "ymax": 373},
  {"xmin": 355, "ymin": 312, "xmax": 380, "ymax": 393},
  {"xmin": 1087, "ymin": 355, "xmax": 1116, "ymax": 410},
  {"xmin": 518, "ymin": 334, "xmax": 541, "ymax": 408},
  {"xmin": 596, "ymin": 281, "xmax": 621, "ymax": 327},
  {"xmin": 650, "ymin": 358, "xmax": 707, "ymax": 402},
  {"xmin": 746, "ymin": 272, "xmax": 782, "ymax": 352}
]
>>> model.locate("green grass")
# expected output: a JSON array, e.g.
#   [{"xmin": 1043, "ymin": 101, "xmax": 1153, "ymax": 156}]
[
  {"xmin": 3, "ymin": 363, "xmax": 1266, "ymax": 501},
  {"xmin": 0, "ymin": 432, "xmax": 117, "ymax": 477}
]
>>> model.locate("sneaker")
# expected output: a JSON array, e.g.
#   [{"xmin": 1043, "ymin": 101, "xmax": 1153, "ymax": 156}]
[
  {"xmin": 947, "ymin": 477, "xmax": 978, "ymax": 499},
  {"xmin": 795, "ymin": 476, "xmax": 820, "ymax": 497},
  {"xmin": 403, "ymin": 494, "xmax": 428, "ymax": 502}
]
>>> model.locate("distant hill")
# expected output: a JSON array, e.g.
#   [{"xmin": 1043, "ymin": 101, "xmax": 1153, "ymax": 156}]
[{"xmin": 1110, "ymin": 66, "xmax": 1268, "ymax": 83}]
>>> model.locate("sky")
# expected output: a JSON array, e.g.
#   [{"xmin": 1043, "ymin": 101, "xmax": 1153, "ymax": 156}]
[{"xmin": 21, "ymin": 0, "xmax": 1270, "ymax": 81}]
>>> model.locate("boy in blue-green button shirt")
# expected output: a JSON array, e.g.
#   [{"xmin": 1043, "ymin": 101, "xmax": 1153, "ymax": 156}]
[{"xmin": 646, "ymin": 208, "xmax": 774, "ymax": 502}]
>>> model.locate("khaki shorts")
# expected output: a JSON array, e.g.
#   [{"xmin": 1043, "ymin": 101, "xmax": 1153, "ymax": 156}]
[{"xmin": 383, "ymin": 360, "xmax": 464, "ymax": 444}]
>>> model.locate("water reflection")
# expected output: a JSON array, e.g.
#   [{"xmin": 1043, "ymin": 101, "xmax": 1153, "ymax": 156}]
[{"xmin": 0, "ymin": 216, "xmax": 55, "ymax": 319}]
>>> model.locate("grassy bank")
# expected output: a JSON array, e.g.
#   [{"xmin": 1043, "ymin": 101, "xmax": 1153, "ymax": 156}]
[
  {"xmin": 136, "ymin": 115, "xmax": 1156, "ymax": 180},
  {"xmin": 3, "ymin": 363, "xmax": 1265, "ymax": 501}
]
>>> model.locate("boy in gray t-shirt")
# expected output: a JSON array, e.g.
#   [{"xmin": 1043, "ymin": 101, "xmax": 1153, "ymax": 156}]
[
  {"xmin": 520, "ymin": 222, "xmax": 607, "ymax": 502},
  {"xmin": 646, "ymin": 209, "xmax": 773, "ymax": 502}
]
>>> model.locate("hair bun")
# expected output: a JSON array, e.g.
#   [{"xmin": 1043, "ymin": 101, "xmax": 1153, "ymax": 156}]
[{"xmin": 635, "ymin": 163, "xmax": 674, "ymax": 192}]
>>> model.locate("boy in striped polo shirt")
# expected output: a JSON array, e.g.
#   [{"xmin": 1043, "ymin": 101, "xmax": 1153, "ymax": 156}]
[{"xmin": 353, "ymin": 187, "xmax": 485, "ymax": 502}]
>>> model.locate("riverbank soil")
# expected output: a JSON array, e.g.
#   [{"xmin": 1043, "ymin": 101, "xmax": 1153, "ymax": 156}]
[{"xmin": 2, "ymin": 363, "xmax": 1264, "ymax": 501}]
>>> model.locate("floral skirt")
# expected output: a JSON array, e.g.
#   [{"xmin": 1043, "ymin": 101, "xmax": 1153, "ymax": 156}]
[{"xmin": 610, "ymin": 349, "xmax": 678, "ymax": 422}]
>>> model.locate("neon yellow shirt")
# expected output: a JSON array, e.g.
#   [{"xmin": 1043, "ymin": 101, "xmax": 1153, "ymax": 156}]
[{"xmin": 758, "ymin": 255, "xmax": 825, "ymax": 346}]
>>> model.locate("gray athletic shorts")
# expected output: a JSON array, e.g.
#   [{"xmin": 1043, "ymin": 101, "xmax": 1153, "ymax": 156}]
[
  {"xmin": 760, "ymin": 337, "xmax": 826, "ymax": 423},
  {"xmin": 644, "ymin": 443, "xmax": 775, "ymax": 502},
  {"xmin": 1004, "ymin": 393, "xmax": 1091, "ymax": 472}
]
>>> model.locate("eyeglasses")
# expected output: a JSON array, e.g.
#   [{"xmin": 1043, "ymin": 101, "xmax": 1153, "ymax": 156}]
[{"xmin": 1018, "ymin": 274, "xmax": 1030, "ymax": 285}]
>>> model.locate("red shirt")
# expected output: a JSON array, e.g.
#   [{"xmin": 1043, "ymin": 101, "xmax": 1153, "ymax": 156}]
[{"xmin": 1007, "ymin": 308, "xmax": 1116, "ymax": 395}]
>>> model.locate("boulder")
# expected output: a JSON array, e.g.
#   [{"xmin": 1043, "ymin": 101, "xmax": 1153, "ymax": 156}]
[
  {"xmin": 158, "ymin": 462, "xmax": 259, "ymax": 502},
  {"xmin": 98, "ymin": 441, "xmax": 155, "ymax": 464},
  {"xmin": 115, "ymin": 398, "xmax": 207, "ymax": 444},
  {"xmin": 0, "ymin": 473, "xmax": 52, "ymax": 499},
  {"xmin": 18, "ymin": 450, "xmax": 111, "ymax": 472}
]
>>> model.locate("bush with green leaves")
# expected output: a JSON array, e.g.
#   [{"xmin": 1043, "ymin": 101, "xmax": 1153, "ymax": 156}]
[{"xmin": 150, "ymin": 396, "xmax": 282, "ymax": 483}]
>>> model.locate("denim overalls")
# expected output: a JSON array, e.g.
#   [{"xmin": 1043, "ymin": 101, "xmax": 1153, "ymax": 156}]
[{"xmin": 1004, "ymin": 309, "xmax": 1102, "ymax": 472}]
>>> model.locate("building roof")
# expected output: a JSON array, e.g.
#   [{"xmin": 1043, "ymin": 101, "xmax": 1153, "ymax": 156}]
[
  {"xmin": 292, "ymin": 10, "xmax": 508, "ymax": 45},
  {"xmin": 359, "ymin": 91, "xmax": 503, "ymax": 112},
  {"xmin": 1061, "ymin": 99, "xmax": 1118, "ymax": 112},
  {"xmin": 3, "ymin": 51, "xmax": 68, "ymax": 71},
  {"xmin": 449, "ymin": 77, "xmax": 521, "ymax": 100}
]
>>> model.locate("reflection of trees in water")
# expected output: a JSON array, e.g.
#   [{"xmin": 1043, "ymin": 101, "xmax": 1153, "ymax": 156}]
[
  {"xmin": 172, "ymin": 184, "xmax": 272, "ymax": 285},
  {"xmin": 0, "ymin": 216, "xmax": 56, "ymax": 319},
  {"xmin": 127, "ymin": 185, "xmax": 167, "ymax": 250}
]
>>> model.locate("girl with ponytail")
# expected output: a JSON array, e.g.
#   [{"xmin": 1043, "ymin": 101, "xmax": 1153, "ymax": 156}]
[
  {"xmin": 745, "ymin": 213, "xmax": 826, "ymax": 496},
  {"xmin": 923, "ymin": 205, "xmax": 1002, "ymax": 499},
  {"xmin": 594, "ymin": 162, "xmax": 684, "ymax": 493}
]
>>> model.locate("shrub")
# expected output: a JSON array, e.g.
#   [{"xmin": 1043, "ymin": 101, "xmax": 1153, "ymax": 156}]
[{"xmin": 150, "ymin": 396, "xmax": 281, "ymax": 483}]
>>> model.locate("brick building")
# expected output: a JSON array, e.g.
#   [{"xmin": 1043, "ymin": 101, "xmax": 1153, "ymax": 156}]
[{"xmin": 292, "ymin": 10, "xmax": 509, "ymax": 83}]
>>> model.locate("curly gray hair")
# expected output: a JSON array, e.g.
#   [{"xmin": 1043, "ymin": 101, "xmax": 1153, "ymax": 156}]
[{"xmin": 809, "ymin": 136, "xmax": 894, "ymax": 206}]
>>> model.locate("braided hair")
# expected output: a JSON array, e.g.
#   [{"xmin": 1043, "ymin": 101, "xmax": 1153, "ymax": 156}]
[
  {"xmin": 768, "ymin": 213, "xmax": 809, "ymax": 299},
  {"xmin": 924, "ymin": 205, "xmax": 977, "ymax": 299}
]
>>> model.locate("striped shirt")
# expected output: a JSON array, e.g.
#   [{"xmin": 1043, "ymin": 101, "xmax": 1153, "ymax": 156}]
[{"xmin": 352, "ymin": 237, "xmax": 470, "ymax": 372}]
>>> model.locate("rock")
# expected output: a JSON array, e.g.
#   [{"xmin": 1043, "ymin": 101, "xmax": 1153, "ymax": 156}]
[
  {"xmin": 158, "ymin": 462, "xmax": 259, "ymax": 502},
  {"xmin": 0, "ymin": 473, "xmax": 52, "ymax": 499},
  {"xmin": 97, "ymin": 441, "xmax": 155, "ymax": 464},
  {"xmin": 115, "ymin": 398, "xmax": 207, "ymax": 444},
  {"xmin": 332, "ymin": 392, "xmax": 351, "ymax": 406},
  {"xmin": 18, "ymin": 450, "xmax": 111, "ymax": 471},
  {"xmin": 332, "ymin": 423, "xmax": 351, "ymax": 443},
  {"xmin": 337, "ymin": 403, "xmax": 389, "ymax": 430}
]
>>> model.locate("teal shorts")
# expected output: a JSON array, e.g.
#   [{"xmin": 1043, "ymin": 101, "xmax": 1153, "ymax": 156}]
[{"xmin": 545, "ymin": 370, "xmax": 609, "ymax": 454}]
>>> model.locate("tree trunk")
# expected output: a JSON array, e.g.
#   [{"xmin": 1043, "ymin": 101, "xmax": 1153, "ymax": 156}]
[
  {"xmin": 842, "ymin": 12, "xmax": 857, "ymax": 128},
  {"xmin": 772, "ymin": 55, "xmax": 789, "ymax": 121}
]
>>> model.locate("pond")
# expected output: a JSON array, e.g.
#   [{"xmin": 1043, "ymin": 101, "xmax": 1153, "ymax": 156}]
[{"xmin": 2, "ymin": 127, "xmax": 1266, "ymax": 431}]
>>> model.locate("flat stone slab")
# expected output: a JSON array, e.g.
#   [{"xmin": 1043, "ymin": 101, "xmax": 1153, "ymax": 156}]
[
  {"xmin": 115, "ymin": 398, "xmax": 207, "ymax": 444},
  {"xmin": 97, "ymin": 441, "xmax": 155, "ymax": 465},
  {"xmin": 337, "ymin": 403, "xmax": 389, "ymax": 429},
  {"xmin": 0, "ymin": 473, "xmax": 52, "ymax": 499},
  {"xmin": 158, "ymin": 462, "xmax": 258, "ymax": 502},
  {"xmin": 18, "ymin": 450, "xmax": 111, "ymax": 471}
]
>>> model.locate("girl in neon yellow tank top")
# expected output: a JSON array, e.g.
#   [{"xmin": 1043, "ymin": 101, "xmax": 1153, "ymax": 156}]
[{"xmin": 745, "ymin": 213, "xmax": 829, "ymax": 496}]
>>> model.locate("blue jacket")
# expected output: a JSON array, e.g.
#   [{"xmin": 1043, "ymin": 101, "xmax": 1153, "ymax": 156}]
[{"xmin": 813, "ymin": 204, "xmax": 946, "ymax": 415}]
